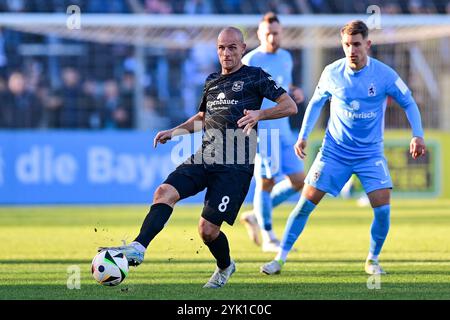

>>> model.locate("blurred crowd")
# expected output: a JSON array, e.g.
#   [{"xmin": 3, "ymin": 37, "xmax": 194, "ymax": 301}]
[
  {"xmin": 0, "ymin": 0, "xmax": 448, "ymax": 130},
  {"xmin": 0, "ymin": 0, "xmax": 449, "ymax": 14},
  {"xmin": 0, "ymin": 67, "xmax": 136, "ymax": 129}
]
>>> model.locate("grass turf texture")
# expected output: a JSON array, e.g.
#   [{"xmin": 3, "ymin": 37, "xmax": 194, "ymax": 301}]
[{"xmin": 1, "ymin": 199, "xmax": 450, "ymax": 300}]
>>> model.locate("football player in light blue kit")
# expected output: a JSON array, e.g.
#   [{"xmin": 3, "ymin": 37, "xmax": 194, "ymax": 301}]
[
  {"xmin": 261, "ymin": 20, "xmax": 426, "ymax": 275},
  {"xmin": 240, "ymin": 12, "xmax": 306, "ymax": 252}
]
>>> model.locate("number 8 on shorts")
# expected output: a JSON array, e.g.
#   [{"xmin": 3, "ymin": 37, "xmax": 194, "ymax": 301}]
[{"xmin": 218, "ymin": 196, "xmax": 230, "ymax": 212}]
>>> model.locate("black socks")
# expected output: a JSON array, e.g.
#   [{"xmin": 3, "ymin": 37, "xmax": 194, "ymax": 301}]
[
  {"xmin": 135, "ymin": 204, "xmax": 231, "ymax": 270},
  {"xmin": 204, "ymin": 231, "xmax": 231, "ymax": 270},
  {"xmin": 134, "ymin": 203, "xmax": 173, "ymax": 248}
]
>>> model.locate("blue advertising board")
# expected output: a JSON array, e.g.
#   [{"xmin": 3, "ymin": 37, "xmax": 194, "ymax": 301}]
[
  {"xmin": 0, "ymin": 131, "xmax": 259, "ymax": 204},
  {"xmin": 0, "ymin": 131, "xmax": 440, "ymax": 204}
]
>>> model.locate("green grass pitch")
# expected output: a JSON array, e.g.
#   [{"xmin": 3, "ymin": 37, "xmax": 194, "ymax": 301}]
[{"xmin": 1, "ymin": 199, "xmax": 450, "ymax": 300}]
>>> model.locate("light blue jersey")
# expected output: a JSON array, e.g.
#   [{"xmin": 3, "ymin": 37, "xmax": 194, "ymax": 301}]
[
  {"xmin": 300, "ymin": 56, "xmax": 424, "ymax": 159},
  {"xmin": 242, "ymin": 46, "xmax": 304, "ymax": 236},
  {"xmin": 300, "ymin": 57, "xmax": 424, "ymax": 196},
  {"xmin": 242, "ymin": 47, "xmax": 294, "ymax": 141},
  {"xmin": 242, "ymin": 47, "xmax": 303, "ymax": 179}
]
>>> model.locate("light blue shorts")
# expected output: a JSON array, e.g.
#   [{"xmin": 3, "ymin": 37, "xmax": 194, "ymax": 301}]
[
  {"xmin": 254, "ymin": 135, "xmax": 304, "ymax": 179},
  {"xmin": 305, "ymin": 150, "xmax": 393, "ymax": 196}
]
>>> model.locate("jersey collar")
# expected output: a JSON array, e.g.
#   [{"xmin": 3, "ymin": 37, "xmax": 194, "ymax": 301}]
[{"xmin": 345, "ymin": 56, "xmax": 371, "ymax": 75}]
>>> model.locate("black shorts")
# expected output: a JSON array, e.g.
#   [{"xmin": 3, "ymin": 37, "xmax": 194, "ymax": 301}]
[{"xmin": 164, "ymin": 163, "xmax": 252, "ymax": 226}]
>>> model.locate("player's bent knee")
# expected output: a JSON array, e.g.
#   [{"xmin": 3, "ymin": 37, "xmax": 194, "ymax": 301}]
[
  {"xmin": 200, "ymin": 232, "xmax": 218, "ymax": 243},
  {"xmin": 367, "ymin": 188, "xmax": 391, "ymax": 208},
  {"xmin": 291, "ymin": 180, "xmax": 304, "ymax": 191},
  {"xmin": 153, "ymin": 184, "xmax": 180, "ymax": 207},
  {"xmin": 302, "ymin": 184, "xmax": 326, "ymax": 205},
  {"xmin": 198, "ymin": 218, "xmax": 220, "ymax": 243}
]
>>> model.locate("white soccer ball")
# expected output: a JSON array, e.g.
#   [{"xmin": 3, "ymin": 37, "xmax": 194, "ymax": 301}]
[{"xmin": 91, "ymin": 249, "xmax": 129, "ymax": 286}]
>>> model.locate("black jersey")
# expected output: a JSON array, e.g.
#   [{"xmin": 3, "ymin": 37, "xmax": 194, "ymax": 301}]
[{"xmin": 190, "ymin": 65, "xmax": 286, "ymax": 174}]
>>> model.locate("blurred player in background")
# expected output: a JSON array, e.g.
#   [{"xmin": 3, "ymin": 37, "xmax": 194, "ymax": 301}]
[
  {"xmin": 340, "ymin": 175, "xmax": 370, "ymax": 207},
  {"xmin": 261, "ymin": 20, "xmax": 426, "ymax": 276},
  {"xmin": 240, "ymin": 12, "xmax": 306, "ymax": 252},
  {"xmin": 100, "ymin": 27, "xmax": 297, "ymax": 288}
]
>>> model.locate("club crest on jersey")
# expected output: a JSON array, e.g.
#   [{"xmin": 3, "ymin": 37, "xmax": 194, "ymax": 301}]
[
  {"xmin": 311, "ymin": 161, "xmax": 324, "ymax": 183},
  {"xmin": 368, "ymin": 83, "xmax": 376, "ymax": 97},
  {"xmin": 232, "ymin": 81, "xmax": 244, "ymax": 92}
]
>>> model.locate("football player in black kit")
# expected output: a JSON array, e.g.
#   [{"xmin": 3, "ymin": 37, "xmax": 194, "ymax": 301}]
[{"xmin": 99, "ymin": 27, "xmax": 297, "ymax": 288}]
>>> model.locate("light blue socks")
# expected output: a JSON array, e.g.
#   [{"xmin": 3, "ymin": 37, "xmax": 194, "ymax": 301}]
[
  {"xmin": 276, "ymin": 197, "xmax": 316, "ymax": 262},
  {"xmin": 254, "ymin": 190, "xmax": 273, "ymax": 231},
  {"xmin": 369, "ymin": 204, "xmax": 390, "ymax": 257}
]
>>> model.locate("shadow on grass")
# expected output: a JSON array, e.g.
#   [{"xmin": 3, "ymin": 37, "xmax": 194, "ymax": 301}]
[
  {"xmin": 2, "ymin": 258, "xmax": 450, "ymax": 265},
  {"xmin": 1, "ymin": 282, "xmax": 450, "ymax": 300}
]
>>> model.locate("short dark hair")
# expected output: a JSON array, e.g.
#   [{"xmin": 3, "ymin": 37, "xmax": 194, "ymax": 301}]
[
  {"xmin": 261, "ymin": 12, "xmax": 280, "ymax": 24},
  {"xmin": 340, "ymin": 20, "xmax": 369, "ymax": 39}
]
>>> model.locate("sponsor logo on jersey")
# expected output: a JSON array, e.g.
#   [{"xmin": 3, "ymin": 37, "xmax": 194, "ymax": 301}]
[
  {"xmin": 207, "ymin": 92, "xmax": 239, "ymax": 108},
  {"xmin": 343, "ymin": 100, "xmax": 376, "ymax": 120},
  {"xmin": 343, "ymin": 110, "xmax": 377, "ymax": 120},
  {"xmin": 349, "ymin": 100, "xmax": 360, "ymax": 111}
]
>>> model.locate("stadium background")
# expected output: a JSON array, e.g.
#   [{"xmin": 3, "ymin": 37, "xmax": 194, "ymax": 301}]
[{"xmin": 0, "ymin": 0, "xmax": 449, "ymax": 204}]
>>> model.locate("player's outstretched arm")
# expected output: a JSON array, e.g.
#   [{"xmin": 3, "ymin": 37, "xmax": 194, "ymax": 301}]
[
  {"xmin": 400, "ymin": 103, "xmax": 426, "ymax": 160},
  {"xmin": 154, "ymin": 111, "xmax": 205, "ymax": 148},
  {"xmin": 237, "ymin": 93, "xmax": 296, "ymax": 135},
  {"xmin": 292, "ymin": 85, "xmax": 330, "ymax": 159},
  {"xmin": 385, "ymin": 73, "xmax": 426, "ymax": 160},
  {"xmin": 294, "ymin": 138, "xmax": 308, "ymax": 159},
  {"xmin": 394, "ymin": 97, "xmax": 425, "ymax": 160},
  {"xmin": 261, "ymin": 92, "xmax": 298, "ymax": 120},
  {"xmin": 296, "ymin": 66, "xmax": 331, "ymax": 147}
]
